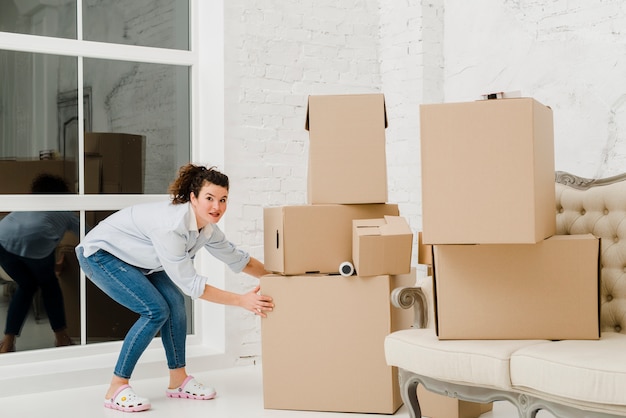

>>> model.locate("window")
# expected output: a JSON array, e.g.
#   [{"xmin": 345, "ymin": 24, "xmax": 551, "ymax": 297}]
[{"xmin": 0, "ymin": 0, "xmax": 225, "ymax": 381}]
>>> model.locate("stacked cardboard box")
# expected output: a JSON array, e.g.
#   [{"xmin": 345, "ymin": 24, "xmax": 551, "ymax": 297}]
[
  {"xmin": 261, "ymin": 94, "xmax": 414, "ymax": 414},
  {"xmin": 419, "ymin": 97, "xmax": 600, "ymax": 341},
  {"xmin": 416, "ymin": 98, "xmax": 599, "ymax": 417},
  {"xmin": 412, "ymin": 98, "xmax": 602, "ymax": 417},
  {"xmin": 417, "ymin": 232, "xmax": 494, "ymax": 418}
]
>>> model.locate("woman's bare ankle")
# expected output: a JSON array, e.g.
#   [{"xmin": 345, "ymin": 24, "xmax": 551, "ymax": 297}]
[{"xmin": 106, "ymin": 377, "xmax": 130, "ymax": 400}]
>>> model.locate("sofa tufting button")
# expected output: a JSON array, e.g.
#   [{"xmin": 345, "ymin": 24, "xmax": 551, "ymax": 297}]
[
  {"xmin": 615, "ymin": 236, "xmax": 620, "ymax": 243},
  {"xmin": 558, "ymin": 207, "xmax": 564, "ymax": 213},
  {"xmin": 615, "ymin": 325, "xmax": 622, "ymax": 332},
  {"xmin": 604, "ymin": 209, "xmax": 609, "ymax": 215},
  {"xmin": 607, "ymin": 294, "xmax": 614, "ymax": 301},
  {"xmin": 580, "ymin": 209, "xmax": 586, "ymax": 215}
]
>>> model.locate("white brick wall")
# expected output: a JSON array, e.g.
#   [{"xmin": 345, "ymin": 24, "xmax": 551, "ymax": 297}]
[
  {"xmin": 224, "ymin": 0, "xmax": 385, "ymax": 364},
  {"xmin": 223, "ymin": 0, "xmax": 626, "ymax": 363},
  {"xmin": 443, "ymin": 0, "xmax": 626, "ymax": 178}
]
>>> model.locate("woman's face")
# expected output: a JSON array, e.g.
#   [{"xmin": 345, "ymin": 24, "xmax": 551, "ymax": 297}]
[{"xmin": 190, "ymin": 181, "xmax": 228, "ymax": 229}]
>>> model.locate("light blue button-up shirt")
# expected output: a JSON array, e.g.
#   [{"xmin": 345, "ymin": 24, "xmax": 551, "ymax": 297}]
[
  {"xmin": 77, "ymin": 200, "xmax": 250, "ymax": 299},
  {"xmin": 0, "ymin": 211, "xmax": 80, "ymax": 259}
]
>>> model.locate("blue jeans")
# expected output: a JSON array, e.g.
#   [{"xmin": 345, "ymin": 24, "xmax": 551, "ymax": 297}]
[
  {"xmin": 75, "ymin": 248, "xmax": 187, "ymax": 379},
  {"xmin": 0, "ymin": 244, "xmax": 67, "ymax": 335}
]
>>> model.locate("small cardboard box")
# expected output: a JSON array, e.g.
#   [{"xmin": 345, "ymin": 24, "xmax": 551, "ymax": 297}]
[
  {"xmin": 263, "ymin": 203, "xmax": 399, "ymax": 275},
  {"xmin": 85, "ymin": 132, "xmax": 145, "ymax": 194},
  {"xmin": 305, "ymin": 93, "xmax": 388, "ymax": 204},
  {"xmin": 417, "ymin": 385, "xmax": 493, "ymax": 418},
  {"xmin": 433, "ymin": 234, "xmax": 600, "ymax": 340},
  {"xmin": 260, "ymin": 270, "xmax": 416, "ymax": 413},
  {"xmin": 420, "ymin": 97, "xmax": 555, "ymax": 244},
  {"xmin": 353, "ymin": 216, "xmax": 413, "ymax": 276}
]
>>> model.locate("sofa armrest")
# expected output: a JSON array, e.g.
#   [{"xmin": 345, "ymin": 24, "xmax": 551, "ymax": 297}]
[{"xmin": 390, "ymin": 286, "xmax": 429, "ymax": 329}]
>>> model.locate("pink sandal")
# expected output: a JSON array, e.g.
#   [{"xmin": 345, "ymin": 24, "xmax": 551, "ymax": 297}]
[
  {"xmin": 166, "ymin": 375, "xmax": 216, "ymax": 400},
  {"xmin": 104, "ymin": 384, "xmax": 151, "ymax": 412}
]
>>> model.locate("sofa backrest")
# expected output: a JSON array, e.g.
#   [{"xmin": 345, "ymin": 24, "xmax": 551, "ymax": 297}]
[{"xmin": 555, "ymin": 171, "xmax": 626, "ymax": 335}]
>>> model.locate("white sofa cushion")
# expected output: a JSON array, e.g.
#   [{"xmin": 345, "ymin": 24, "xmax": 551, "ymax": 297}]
[
  {"xmin": 385, "ymin": 328, "xmax": 547, "ymax": 390},
  {"xmin": 511, "ymin": 332, "xmax": 626, "ymax": 406}
]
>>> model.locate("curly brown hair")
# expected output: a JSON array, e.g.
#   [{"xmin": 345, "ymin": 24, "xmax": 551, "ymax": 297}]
[
  {"xmin": 168, "ymin": 163, "xmax": 229, "ymax": 204},
  {"xmin": 31, "ymin": 173, "xmax": 71, "ymax": 194}
]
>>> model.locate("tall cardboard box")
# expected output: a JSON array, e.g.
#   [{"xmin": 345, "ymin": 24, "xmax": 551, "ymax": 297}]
[
  {"xmin": 352, "ymin": 216, "xmax": 413, "ymax": 277},
  {"xmin": 433, "ymin": 234, "xmax": 600, "ymax": 340},
  {"xmin": 420, "ymin": 98, "xmax": 555, "ymax": 244},
  {"xmin": 264, "ymin": 203, "xmax": 399, "ymax": 275},
  {"xmin": 260, "ymin": 270, "xmax": 415, "ymax": 413},
  {"xmin": 84, "ymin": 132, "xmax": 145, "ymax": 194},
  {"xmin": 417, "ymin": 385, "xmax": 493, "ymax": 418},
  {"xmin": 305, "ymin": 93, "xmax": 388, "ymax": 204}
]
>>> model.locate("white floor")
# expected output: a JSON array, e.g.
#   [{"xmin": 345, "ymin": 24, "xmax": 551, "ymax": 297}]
[
  {"xmin": 0, "ymin": 363, "xmax": 551, "ymax": 418},
  {"xmin": 0, "ymin": 284, "xmax": 554, "ymax": 418}
]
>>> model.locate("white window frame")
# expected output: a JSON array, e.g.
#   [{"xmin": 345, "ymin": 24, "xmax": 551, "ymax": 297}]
[{"xmin": 0, "ymin": 0, "xmax": 226, "ymax": 394}]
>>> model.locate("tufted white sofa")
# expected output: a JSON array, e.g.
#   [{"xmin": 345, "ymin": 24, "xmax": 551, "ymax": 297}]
[{"xmin": 384, "ymin": 171, "xmax": 626, "ymax": 418}]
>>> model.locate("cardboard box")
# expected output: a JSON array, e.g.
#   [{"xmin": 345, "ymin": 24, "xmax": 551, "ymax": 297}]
[
  {"xmin": 305, "ymin": 94, "xmax": 388, "ymax": 204},
  {"xmin": 417, "ymin": 385, "xmax": 493, "ymax": 418},
  {"xmin": 420, "ymin": 98, "xmax": 555, "ymax": 244},
  {"xmin": 85, "ymin": 132, "xmax": 145, "ymax": 194},
  {"xmin": 433, "ymin": 234, "xmax": 600, "ymax": 340},
  {"xmin": 84, "ymin": 155, "xmax": 103, "ymax": 226},
  {"xmin": 264, "ymin": 203, "xmax": 399, "ymax": 275},
  {"xmin": 418, "ymin": 231, "xmax": 434, "ymax": 276},
  {"xmin": 260, "ymin": 270, "xmax": 416, "ymax": 413},
  {"xmin": 353, "ymin": 216, "xmax": 413, "ymax": 276},
  {"xmin": 418, "ymin": 231, "xmax": 433, "ymax": 266},
  {"xmin": 84, "ymin": 155, "xmax": 102, "ymax": 194},
  {"xmin": 0, "ymin": 159, "xmax": 76, "ymax": 193}
]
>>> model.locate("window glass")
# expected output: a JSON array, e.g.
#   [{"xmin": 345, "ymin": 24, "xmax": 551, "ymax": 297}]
[
  {"xmin": 0, "ymin": 0, "xmax": 77, "ymax": 39},
  {"xmin": 83, "ymin": 57, "xmax": 190, "ymax": 194},
  {"xmin": 0, "ymin": 1, "xmax": 195, "ymax": 353},
  {"xmin": 60, "ymin": 210, "xmax": 193, "ymax": 346},
  {"xmin": 0, "ymin": 211, "xmax": 80, "ymax": 351},
  {"xmin": 0, "ymin": 55, "xmax": 190, "ymax": 196},
  {"xmin": 82, "ymin": 0, "xmax": 190, "ymax": 50},
  {"xmin": 0, "ymin": 49, "xmax": 79, "ymax": 194}
]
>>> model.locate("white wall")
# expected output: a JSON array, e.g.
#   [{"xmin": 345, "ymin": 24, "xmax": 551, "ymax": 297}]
[
  {"xmin": 224, "ymin": 0, "xmax": 626, "ymax": 363},
  {"xmin": 223, "ymin": 0, "xmax": 383, "ymax": 364},
  {"xmin": 442, "ymin": 0, "xmax": 626, "ymax": 179}
]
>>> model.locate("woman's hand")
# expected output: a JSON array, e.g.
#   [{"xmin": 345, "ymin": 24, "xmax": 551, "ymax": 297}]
[
  {"xmin": 54, "ymin": 253, "xmax": 66, "ymax": 277},
  {"xmin": 240, "ymin": 284, "xmax": 274, "ymax": 318}
]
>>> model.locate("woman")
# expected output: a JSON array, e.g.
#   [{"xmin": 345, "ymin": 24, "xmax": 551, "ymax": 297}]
[
  {"xmin": 0, "ymin": 173, "xmax": 77, "ymax": 353},
  {"xmin": 75, "ymin": 163, "xmax": 273, "ymax": 412}
]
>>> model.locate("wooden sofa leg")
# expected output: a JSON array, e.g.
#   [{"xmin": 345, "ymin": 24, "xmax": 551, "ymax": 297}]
[
  {"xmin": 396, "ymin": 369, "xmax": 624, "ymax": 418},
  {"xmin": 398, "ymin": 368, "xmax": 422, "ymax": 418}
]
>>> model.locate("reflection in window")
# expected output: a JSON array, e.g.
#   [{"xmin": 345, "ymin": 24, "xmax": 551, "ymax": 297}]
[
  {"xmin": 0, "ymin": 0, "xmax": 77, "ymax": 39},
  {"xmin": 84, "ymin": 58, "xmax": 190, "ymax": 194},
  {"xmin": 0, "ymin": 0, "xmax": 195, "ymax": 351},
  {"xmin": 0, "ymin": 210, "xmax": 79, "ymax": 352},
  {"xmin": 78, "ymin": 210, "xmax": 193, "ymax": 345},
  {"xmin": 0, "ymin": 49, "xmax": 190, "ymax": 195},
  {"xmin": 0, "ymin": 49, "xmax": 78, "ymax": 194},
  {"xmin": 82, "ymin": 0, "xmax": 190, "ymax": 51}
]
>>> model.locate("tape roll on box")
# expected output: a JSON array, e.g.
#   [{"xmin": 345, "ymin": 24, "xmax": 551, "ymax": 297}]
[{"xmin": 339, "ymin": 261, "xmax": 354, "ymax": 277}]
